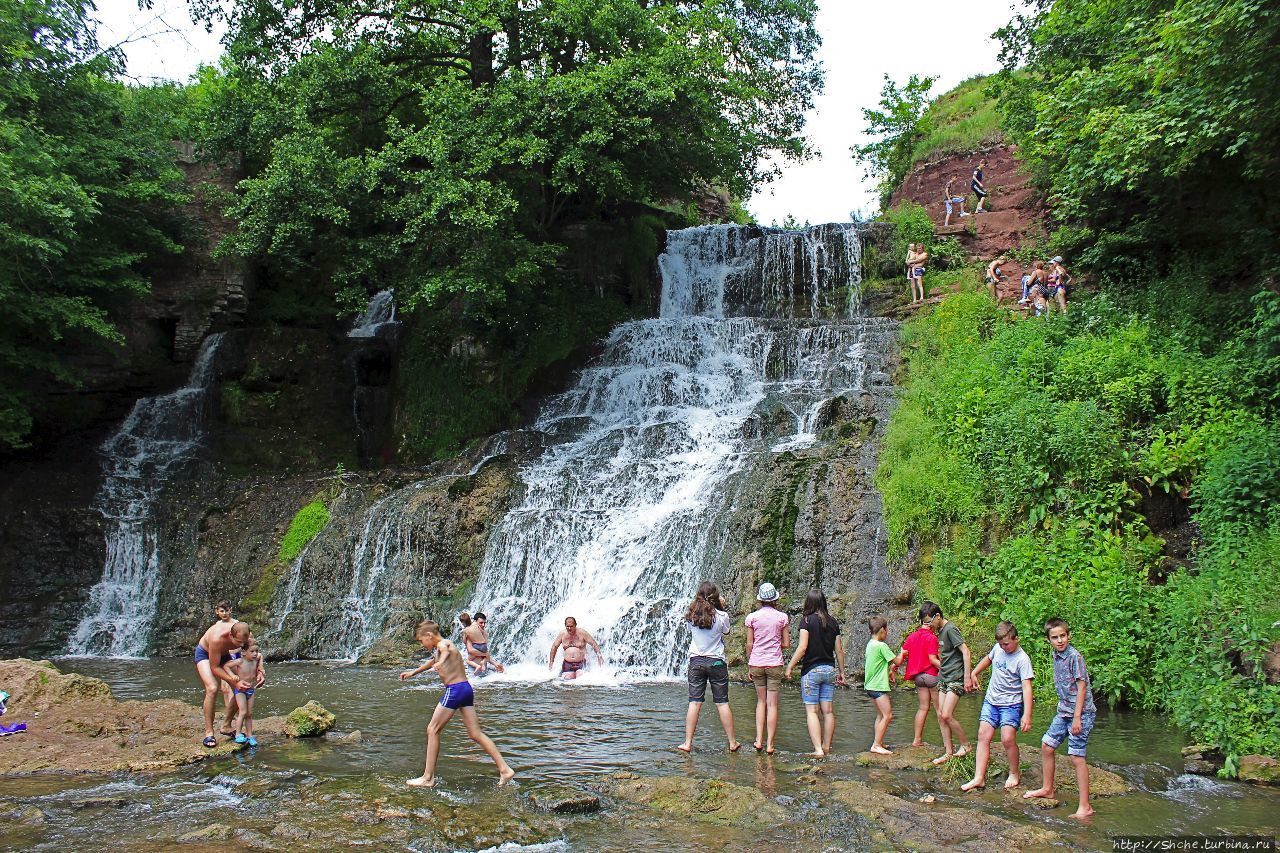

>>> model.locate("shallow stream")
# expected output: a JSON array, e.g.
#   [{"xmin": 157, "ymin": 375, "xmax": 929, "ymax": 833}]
[{"xmin": 2, "ymin": 660, "xmax": 1277, "ymax": 850}]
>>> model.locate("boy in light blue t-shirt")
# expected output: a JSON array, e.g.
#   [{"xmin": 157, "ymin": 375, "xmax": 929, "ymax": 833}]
[{"xmin": 961, "ymin": 621, "xmax": 1033, "ymax": 792}]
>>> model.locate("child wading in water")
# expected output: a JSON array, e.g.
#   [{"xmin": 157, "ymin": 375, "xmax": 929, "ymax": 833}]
[
  {"xmin": 962, "ymin": 621, "xmax": 1034, "ymax": 791},
  {"xmin": 677, "ymin": 581, "xmax": 741, "ymax": 754},
  {"xmin": 785, "ymin": 589, "xmax": 846, "ymax": 758},
  {"xmin": 745, "ymin": 582, "xmax": 790, "ymax": 754},
  {"xmin": 895, "ymin": 605, "xmax": 942, "ymax": 748},
  {"xmin": 1025, "ymin": 618, "xmax": 1096, "ymax": 818},
  {"xmin": 864, "ymin": 616, "xmax": 897, "ymax": 755},
  {"xmin": 233, "ymin": 639, "xmax": 262, "ymax": 746},
  {"xmin": 400, "ymin": 620, "xmax": 516, "ymax": 788}
]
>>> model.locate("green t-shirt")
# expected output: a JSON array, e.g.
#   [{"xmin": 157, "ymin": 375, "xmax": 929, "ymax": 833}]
[{"xmin": 864, "ymin": 638, "xmax": 895, "ymax": 692}]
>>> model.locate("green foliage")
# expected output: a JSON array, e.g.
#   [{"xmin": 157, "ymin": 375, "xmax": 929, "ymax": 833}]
[
  {"xmin": 992, "ymin": 0, "xmax": 1280, "ymax": 272},
  {"xmin": 0, "ymin": 0, "xmax": 188, "ymax": 446},
  {"xmin": 278, "ymin": 500, "xmax": 331, "ymax": 563},
  {"xmin": 881, "ymin": 280, "xmax": 1280, "ymax": 754},
  {"xmin": 852, "ymin": 73, "xmax": 936, "ymax": 208},
  {"xmin": 193, "ymin": 0, "xmax": 823, "ymax": 313},
  {"xmin": 882, "ymin": 202, "xmax": 934, "ymax": 261},
  {"xmin": 907, "ymin": 75, "xmax": 1004, "ymax": 167}
]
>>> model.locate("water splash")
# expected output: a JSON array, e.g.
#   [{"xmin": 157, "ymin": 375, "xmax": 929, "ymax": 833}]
[
  {"xmin": 67, "ymin": 334, "xmax": 228, "ymax": 657},
  {"xmin": 469, "ymin": 224, "xmax": 890, "ymax": 676}
]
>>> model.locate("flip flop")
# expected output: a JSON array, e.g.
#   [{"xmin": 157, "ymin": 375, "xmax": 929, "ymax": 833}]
[{"xmin": 202, "ymin": 735, "xmax": 217, "ymax": 748}]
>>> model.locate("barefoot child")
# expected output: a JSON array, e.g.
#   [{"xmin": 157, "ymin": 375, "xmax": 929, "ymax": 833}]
[
  {"xmin": 895, "ymin": 606, "xmax": 942, "ymax": 748},
  {"xmin": 961, "ymin": 621, "xmax": 1034, "ymax": 792},
  {"xmin": 232, "ymin": 639, "xmax": 262, "ymax": 746},
  {"xmin": 864, "ymin": 616, "xmax": 897, "ymax": 755},
  {"xmin": 1024, "ymin": 618, "xmax": 1096, "ymax": 818},
  {"xmin": 399, "ymin": 620, "xmax": 515, "ymax": 788},
  {"xmin": 459, "ymin": 612, "xmax": 505, "ymax": 675},
  {"xmin": 925, "ymin": 602, "xmax": 974, "ymax": 765}
]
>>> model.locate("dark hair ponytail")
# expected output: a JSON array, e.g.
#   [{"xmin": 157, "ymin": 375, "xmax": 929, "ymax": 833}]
[{"xmin": 685, "ymin": 580, "xmax": 722, "ymax": 630}]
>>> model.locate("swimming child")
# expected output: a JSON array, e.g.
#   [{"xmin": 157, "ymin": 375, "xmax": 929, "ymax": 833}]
[
  {"xmin": 864, "ymin": 616, "xmax": 897, "ymax": 755},
  {"xmin": 232, "ymin": 639, "xmax": 262, "ymax": 747},
  {"xmin": 961, "ymin": 621, "xmax": 1034, "ymax": 792},
  {"xmin": 400, "ymin": 620, "xmax": 515, "ymax": 788},
  {"xmin": 459, "ymin": 612, "xmax": 504, "ymax": 675},
  {"xmin": 1024, "ymin": 618, "xmax": 1096, "ymax": 818},
  {"xmin": 895, "ymin": 605, "xmax": 942, "ymax": 747}
]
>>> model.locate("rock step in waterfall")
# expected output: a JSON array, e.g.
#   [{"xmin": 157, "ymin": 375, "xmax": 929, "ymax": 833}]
[{"xmin": 67, "ymin": 334, "xmax": 229, "ymax": 658}]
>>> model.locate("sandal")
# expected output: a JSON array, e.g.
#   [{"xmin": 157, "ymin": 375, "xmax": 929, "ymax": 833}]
[{"xmin": 202, "ymin": 735, "xmax": 217, "ymax": 748}]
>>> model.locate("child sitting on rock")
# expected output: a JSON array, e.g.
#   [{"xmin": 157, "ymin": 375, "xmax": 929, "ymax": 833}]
[{"xmin": 233, "ymin": 640, "xmax": 263, "ymax": 747}]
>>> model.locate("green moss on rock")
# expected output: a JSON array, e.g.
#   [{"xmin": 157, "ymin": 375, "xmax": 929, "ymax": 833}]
[
  {"xmin": 284, "ymin": 700, "xmax": 336, "ymax": 737},
  {"xmin": 279, "ymin": 500, "xmax": 330, "ymax": 563}
]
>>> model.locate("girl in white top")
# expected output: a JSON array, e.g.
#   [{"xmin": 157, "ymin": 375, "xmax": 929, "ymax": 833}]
[{"xmin": 676, "ymin": 581, "xmax": 741, "ymax": 754}]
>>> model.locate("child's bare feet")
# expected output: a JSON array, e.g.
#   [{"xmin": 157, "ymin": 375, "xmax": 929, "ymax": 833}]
[
  {"xmin": 805, "ymin": 749, "xmax": 825, "ymax": 759},
  {"xmin": 1003, "ymin": 774, "xmax": 1021, "ymax": 789},
  {"xmin": 870, "ymin": 745, "xmax": 894, "ymax": 755},
  {"xmin": 1070, "ymin": 806, "xmax": 1095, "ymax": 819},
  {"xmin": 931, "ymin": 752, "xmax": 953, "ymax": 765},
  {"xmin": 728, "ymin": 741, "xmax": 742, "ymax": 753},
  {"xmin": 960, "ymin": 778, "xmax": 985, "ymax": 792},
  {"xmin": 406, "ymin": 776, "xmax": 437, "ymax": 788},
  {"xmin": 1023, "ymin": 786, "xmax": 1054, "ymax": 800},
  {"xmin": 911, "ymin": 740, "xmax": 924, "ymax": 747},
  {"xmin": 498, "ymin": 767, "xmax": 516, "ymax": 786},
  {"xmin": 675, "ymin": 743, "xmax": 692, "ymax": 753}
]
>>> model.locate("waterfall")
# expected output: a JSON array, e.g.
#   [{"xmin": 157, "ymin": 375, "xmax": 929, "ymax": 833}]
[
  {"xmin": 67, "ymin": 334, "xmax": 227, "ymax": 657},
  {"xmin": 348, "ymin": 290, "xmax": 397, "ymax": 339},
  {"xmin": 470, "ymin": 223, "xmax": 888, "ymax": 677}
]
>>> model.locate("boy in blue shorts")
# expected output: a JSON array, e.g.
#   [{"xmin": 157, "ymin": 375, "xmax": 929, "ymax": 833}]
[
  {"xmin": 1024, "ymin": 618, "xmax": 1096, "ymax": 818},
  {"xmin": 961, "ymin": 621, "xmax": 1033, "ymax": 791},
  {"xmin": 399, "ymin": 620, "xmax": 515, "ymax": 788}
]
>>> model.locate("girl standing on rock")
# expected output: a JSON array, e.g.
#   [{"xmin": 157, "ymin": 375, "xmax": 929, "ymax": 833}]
[
  {"xmin": 784, "ymin": 589, "xmax": 846, "ymax": 758},
  {"xmin": 745, "ymin": 582, "xmax": 790, "ymax": 754},
  {"xmin": 676, "ymin": 581, "xmax": 741, "ymax": 754}
]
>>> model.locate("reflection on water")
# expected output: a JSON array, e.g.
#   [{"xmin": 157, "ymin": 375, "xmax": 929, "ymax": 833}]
[{"xmin": 10, "ymin": 659, "xmax": 1278, "ymax": 851}]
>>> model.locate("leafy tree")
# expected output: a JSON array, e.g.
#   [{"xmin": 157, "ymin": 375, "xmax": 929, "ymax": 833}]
[
  {"xmin": 0, "ymin": 0, "xmax": 187, "ymax": 447},
  {"xmin": 991, "ymin": 0, "xmax": 1280, "ymax": 275},
  {"xmin": 190, "ymin": 0, "xmax": 824, "ymax": 313},
  {"xmin": 851, "ymin": 73, "xmax": 936, "ymax": 209}
]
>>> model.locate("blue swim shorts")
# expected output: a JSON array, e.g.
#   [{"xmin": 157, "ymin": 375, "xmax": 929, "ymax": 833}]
[
  {"xmin": 801, "ymin": 665, "xmax": 837, "ymax": 705},
  {"xmin": 194, "ymin": 646, "xmax": 236, "ymax": 667},
  {"xmin": 1042, "ymin": 711, "xmax": 1095, "ymax": 757},
  {"xmin": 439, "ymin": 680, "xmax": 475, "ymax": 710},
  {"xmin": 979, "ymin": 700, "xmax": 1024, "ymax": 729},
  {"xmin": 234, "ymin": 687, "xmax": 255, "ymax": 697}
]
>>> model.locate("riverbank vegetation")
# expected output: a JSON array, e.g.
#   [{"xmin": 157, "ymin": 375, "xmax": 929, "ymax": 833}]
[{"xmin": 870, "ymin": 0, "xmax": 1280, "ymax": 763}]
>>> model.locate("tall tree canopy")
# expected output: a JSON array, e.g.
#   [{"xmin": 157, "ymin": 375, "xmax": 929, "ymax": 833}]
[
  {"xmin": 992, "ymin": 0, "xmax": 1280, "ymax": 274},
  {"xmin": 0, "ymin": 0, "xmax": 187, "ymax": 447},
  {"xmin": 191, "ymin": 0, "xmax": 823, "ymax": 310}
]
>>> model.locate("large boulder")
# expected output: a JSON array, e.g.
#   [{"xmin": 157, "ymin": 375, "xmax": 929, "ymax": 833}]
[
  {"xmin": 1238, "ymin": 754, "xmax": 1280, "ymax": 786},
  {"xmin": 284, "ymin": 700, "xmax": 336, "ymax": 737},
  {"xmin": 606, "ymin": 774, "xmax": 786, "ymax": 827}
]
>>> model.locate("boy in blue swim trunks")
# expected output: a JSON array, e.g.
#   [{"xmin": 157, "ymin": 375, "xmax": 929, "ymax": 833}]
[
  {"xmin": 399, "ymin": 620, "xmax": 515, "ymax": 788},
  {"xmin": 1024, "ymin": 618, "xmax": 1096, "ymax": 818},
  {"xmin": 961, "ymin": 621, "xmax": 1033, "ymax": 792}
]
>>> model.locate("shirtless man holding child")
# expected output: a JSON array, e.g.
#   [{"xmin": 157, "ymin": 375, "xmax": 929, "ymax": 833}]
[
  {"xmin": 549, "ymin": 616, "xmax": 603, "ymax": 679},
  {"xmin": 194, "ymin": 617, "xmax": 264, "ymax": 747},
  {"xmin": 459, "ymin": 612, "xmax": 504, "ymax": 675}
]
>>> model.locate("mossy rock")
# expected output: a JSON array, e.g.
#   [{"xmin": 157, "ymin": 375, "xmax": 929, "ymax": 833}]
[
  {"xmin": 855, "ymin": 743, "xmax": 941, "ymax": 770},
  {"xmin": 284, "ymin": 701, "xmax": 336, "ymax": 737},
  {"xmin": 1238, "ymin": 754, "xmax": 1280, "ymax": 786},
  {"xmin": 607, "ymin": 775, "xmax": 786, "ymax": 827}
]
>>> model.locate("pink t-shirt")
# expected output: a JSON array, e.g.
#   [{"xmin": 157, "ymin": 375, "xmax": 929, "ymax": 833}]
[
  {"xmin": 745, "ymin": 607, "xmax": 790, "ymax": 667},
  {"xmin": 902, "ymin": 627, "xmax": 940, "ymax": 679}
]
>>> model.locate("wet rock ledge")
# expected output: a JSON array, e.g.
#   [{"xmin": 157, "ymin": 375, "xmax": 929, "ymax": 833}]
[{"xmin": 0, "ymin": 659, "xmax": 334, "ymax": 774}]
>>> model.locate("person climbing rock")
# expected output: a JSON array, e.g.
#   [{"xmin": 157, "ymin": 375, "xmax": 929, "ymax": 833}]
[{"xmin": 972, "ymin": 159, "xmax": 989, "ymax": 213}]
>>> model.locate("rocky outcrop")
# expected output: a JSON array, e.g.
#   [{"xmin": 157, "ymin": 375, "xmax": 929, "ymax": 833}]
[
  {"xmin": 0, "ymin": 659, "xmax": 332, "ymax": 774},
  {"xmin": 606, "ymin": 774, "xmax": 787, "ymax": 827}
]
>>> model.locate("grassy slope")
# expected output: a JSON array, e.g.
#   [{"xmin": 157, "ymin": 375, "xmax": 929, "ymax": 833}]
[{"xmin": 910, "ymin": 75, "xmax": 1004, "ymax": 166}]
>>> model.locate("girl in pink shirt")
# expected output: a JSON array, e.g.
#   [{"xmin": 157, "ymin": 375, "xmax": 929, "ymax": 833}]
[
  {"xmin": 744, "ymin": 582, "xmax": 790, "ymax": 754},
  {"xmin": 895, "ymin": 606, "xmax": 942, "ymax": 747}
]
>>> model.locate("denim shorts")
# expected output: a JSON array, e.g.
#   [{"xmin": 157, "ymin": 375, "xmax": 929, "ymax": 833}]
[
  {"xmin": 801, "ymin": 664, "xmax": 837, "ymax": 705},
  {"xmin": 979, "ymin": 700, "xmax": 1024, "ymax": 729},
  {"xmin": 1042, "ymin": 711, "xmax": 1095, "ymax": 756},
  {"xmin": 687, "ymin": 656, "xmax": 729, "ymax": 704},
  {"xmin": 865, "ymin": 689, "xmax": 888, "ymax": 699}
]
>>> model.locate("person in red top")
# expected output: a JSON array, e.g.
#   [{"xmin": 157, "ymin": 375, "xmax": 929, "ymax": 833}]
[{"xmin": 894, "ymin": 605, "xmax": 943, "ymax": 747}]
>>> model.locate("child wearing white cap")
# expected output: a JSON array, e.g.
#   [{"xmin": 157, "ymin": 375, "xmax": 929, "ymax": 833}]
[{"xmin": 745, "ymin": 582, "xmax": 790, "ymax": 753}]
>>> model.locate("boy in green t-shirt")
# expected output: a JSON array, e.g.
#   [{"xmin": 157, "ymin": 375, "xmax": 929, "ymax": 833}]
[{"xmin": 864, "ymin": 616, "xmax": 897, "ymax": 755}]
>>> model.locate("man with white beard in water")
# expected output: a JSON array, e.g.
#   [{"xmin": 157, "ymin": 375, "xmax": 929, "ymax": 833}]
[{"xmin": 549, "ymin": 616, "xmax": 604, "ymax": 679}]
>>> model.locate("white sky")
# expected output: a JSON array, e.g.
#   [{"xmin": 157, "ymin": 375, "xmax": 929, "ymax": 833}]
[{"xmin": 91, "ymin": 0, "xmax": 1018, "ymax": 224}]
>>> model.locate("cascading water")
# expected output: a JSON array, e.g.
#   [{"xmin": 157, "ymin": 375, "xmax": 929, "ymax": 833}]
[
  {"xmin": 67, "ymin": 334, "xmax": 227, "ymax": 657},
  {"xmin": 347, "ymin": 289, "xmax": 397, "ymax": 339},
  {"xmin": 470, "ymin": 224, "xmax": 892, "ymax": 677}
]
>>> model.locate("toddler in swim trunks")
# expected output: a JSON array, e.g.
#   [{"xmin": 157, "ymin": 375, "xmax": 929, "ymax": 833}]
[{"xmin": 232, "ymin": 640, "xmax": 262, "ymax": 747}]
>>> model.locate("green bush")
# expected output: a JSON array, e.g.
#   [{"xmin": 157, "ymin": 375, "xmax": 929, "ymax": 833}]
[{"xmin": 279, "ymin": 500, "xmax": 330, "ymax": 563}]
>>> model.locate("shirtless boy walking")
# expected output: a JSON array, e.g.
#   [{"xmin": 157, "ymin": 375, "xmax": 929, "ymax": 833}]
[
  {"xmin": 549, "ymin": 616, "xmax": 604, "ymax": 679},
  {"xmin": 400, "ymin": 620, "xmax": 515, "ymax": 788}
]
